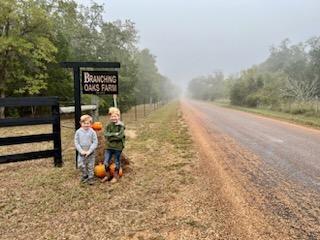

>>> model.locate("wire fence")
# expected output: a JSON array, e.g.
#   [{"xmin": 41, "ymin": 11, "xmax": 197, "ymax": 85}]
[
  {"xmin": 277, "ymin": 100, "xmax": 320, "ymax": 116},
  {"xmin": 59, "ymin": 100, "xmax": 165, "ymax": 130},
  {"xmin": 121, "ymin": 101, "xmax": 165, "ymax": 124}
]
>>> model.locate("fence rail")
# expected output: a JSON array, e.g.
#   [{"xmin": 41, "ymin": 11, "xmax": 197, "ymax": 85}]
[{"xmin": 0, "ymin": 97, "xmax": 62, "ymax": 166}]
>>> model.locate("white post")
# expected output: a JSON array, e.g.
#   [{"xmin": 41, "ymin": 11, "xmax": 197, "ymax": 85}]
[
  {"xmin": 113, "ymin": 94, "xmax": 117, "ymax": 108},
  {"xmin": 91, "ymin": 95, "xmax": 99, "ymax": 121}
]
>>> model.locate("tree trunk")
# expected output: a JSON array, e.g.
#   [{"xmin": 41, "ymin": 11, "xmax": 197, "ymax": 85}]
[
  {"xmin": 0, "ymin": 19, "xmax": 11, "ymax": 119},
  {"xmin": 0, "ymin": 68, "xmax": 6, "ymax": 119},
  {"xmin": 0, "ymin": 89, "xmax": 5, "ymax": 119}
]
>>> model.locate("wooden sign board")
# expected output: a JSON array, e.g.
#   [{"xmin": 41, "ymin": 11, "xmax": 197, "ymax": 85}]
[{"xmin": 82, "ymin": 71, "xmax": 118, "ymax": 94}]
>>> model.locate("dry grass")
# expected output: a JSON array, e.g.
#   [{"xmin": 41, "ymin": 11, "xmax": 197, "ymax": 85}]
[{"xmin": 0, "ymin": 102, "xmax": 221, "ymax": 239}]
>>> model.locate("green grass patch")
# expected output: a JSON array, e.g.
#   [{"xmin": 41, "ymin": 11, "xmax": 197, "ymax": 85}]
[{"xmin": 214, "ymin": 101, "xmax": 320, "ymax": 129}]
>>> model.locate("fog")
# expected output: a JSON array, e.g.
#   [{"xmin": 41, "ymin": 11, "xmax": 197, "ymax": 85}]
[{"xmin": 76, "ymin": 0, "xmax": 320, "ymax": 89}]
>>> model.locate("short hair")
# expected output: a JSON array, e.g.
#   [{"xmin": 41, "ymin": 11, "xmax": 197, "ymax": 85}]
[
  {"xmin": 108, "ymin": 107, "xmax": 120, "ymax": 116},
  {"xmin": 80, "ymin": 114, "xmax": 93, "ymax": 123}
]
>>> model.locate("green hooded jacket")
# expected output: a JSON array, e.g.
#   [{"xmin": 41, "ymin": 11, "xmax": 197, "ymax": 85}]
[{"xmin": 104, "ymin": 121, "xmax": 125, "ymax": 151}]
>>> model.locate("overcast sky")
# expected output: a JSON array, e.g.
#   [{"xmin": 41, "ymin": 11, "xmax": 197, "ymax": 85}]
[{"xmin": 76, "ymin": 0, "xmax": 320, "ymax": 87}]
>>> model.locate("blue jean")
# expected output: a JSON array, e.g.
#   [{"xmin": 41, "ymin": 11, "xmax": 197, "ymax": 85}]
[{"xmin": 104, "ymin": 149, "xmax": 122, "ymax": 170}]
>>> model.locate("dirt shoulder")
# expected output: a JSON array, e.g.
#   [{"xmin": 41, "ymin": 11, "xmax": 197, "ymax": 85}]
[
  {"xmin": 0, "ymin": 102, "xmax": 227, "ymax": 240},
  {"xmin": 181, "ymin": 100, "xmax": 272, "ymax": 240}
]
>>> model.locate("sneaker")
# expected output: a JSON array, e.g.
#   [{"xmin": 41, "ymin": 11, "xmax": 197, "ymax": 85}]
[
  {"xmin": 110, "ymin": 170, "xmax": 119, "ymax": 184},
  {"xmin": 100, "ymin": 176, "xmax": 109, "ymax": 183},
  {"xmin": 87, "ymin": 178, "xmax": 95, "ymax": 185},
  {"xmin": 110, "ymin": 177, "xmax": 118, "ymax": 183},
  {"xmin": 80, "ymin": 175, "xmax": 88, "ymax": 183},
  {"xmin": 100, "ymin": 172, "xmax": 112, "ymax": 183}
]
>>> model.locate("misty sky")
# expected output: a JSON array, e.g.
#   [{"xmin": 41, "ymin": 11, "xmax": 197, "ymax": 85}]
[{"xmin": 76, "ymin": 0, "xmax": 320, "ymax": 87}]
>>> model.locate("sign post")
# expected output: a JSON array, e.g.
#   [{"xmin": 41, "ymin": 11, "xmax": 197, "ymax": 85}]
[
  {"xmin": 113, "ymin": 94, "xmax": 117, "ymax": 108},
  {"xmin": 74, "ymin": 66, "xmax": 81, "ymax": 130},
  {"xmin": 60, "ymin": 62, "xmax": 120, "ymax": 167},
  {"xmin": 60, "ymin": 62, "xmax": 120, "ymax": 130}
]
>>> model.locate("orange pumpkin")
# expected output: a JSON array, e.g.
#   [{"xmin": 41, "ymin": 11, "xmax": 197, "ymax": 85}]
[
  {"xmin": 91, "ymin": 122, "xmax": 103, "ymax": 131},
  {"xmin": 109, "ymin": 163, "xmax": 123, "ymax": 177},
  {"xmin": 94, "ymin": 163, "xmax": 106, "ymax": 178}
]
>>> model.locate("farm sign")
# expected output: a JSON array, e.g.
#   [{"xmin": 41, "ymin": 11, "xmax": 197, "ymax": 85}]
[
  {"xmin": 82, "ymin": 71, "xmax": 118, "ymax": 94},
  {"xmin": 61, "ymin": 61, "xmax": 120, "ymax": 130}
]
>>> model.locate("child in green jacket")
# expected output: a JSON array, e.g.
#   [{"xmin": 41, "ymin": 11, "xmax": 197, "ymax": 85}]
[{"xmin": 101, "ymin": 107, "xmax": 125, "ymax": 183}]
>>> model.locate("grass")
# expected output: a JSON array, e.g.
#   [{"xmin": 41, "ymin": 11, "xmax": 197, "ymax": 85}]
[
  {"xmin": 213, "ymin": 100, "xmax": 320, "ymax": 129},
  {"xmin": 0, "ymin": 101, "xmax": 207, "ymax": 239}
]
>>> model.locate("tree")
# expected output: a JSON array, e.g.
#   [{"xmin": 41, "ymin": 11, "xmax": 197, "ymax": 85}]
[
  {"xmin": 135, "ymin": 49, "xmax": 158, "ymax": 103},
  {"xmin": 187, "ymin": 72, "xmax": 226, "ymax": 101},
  {"xmin": 98, "ymin": 20, "xmax": 139, "ymax": 112},
  {"xmin": 135, "ymin": 49, "xmax": 177, "ymax": 104},
  {"xmin": 229, "ymin": 67, "xmax": 264, "ymax": 107},
  {"xmin": 0, "ymin": 0, "xmax": 56, "ymax": 118},
  {"xmin": 0, "ymin": 0, "xmax": 174, "ymax": 117},
  {"xmin": 308, "ymin": 37, "xmax": 320, "ymax": 96},
  {"xmin": 280, "ymin": 75, "xmax": 318, "ymax": 102},
  {"xmin": 45, "ymin": 0, "xmax": 79, "ymax": 103}
]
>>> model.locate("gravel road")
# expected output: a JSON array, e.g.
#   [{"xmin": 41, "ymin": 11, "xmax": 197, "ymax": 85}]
[{"xmin": 182, "ymin": 99, "xmax": 320, "ymax": 239}]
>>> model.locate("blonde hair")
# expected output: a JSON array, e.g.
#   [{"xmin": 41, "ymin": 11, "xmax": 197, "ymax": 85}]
[
  {"xmin": 108, "ymin": 107, "xmax": 120, "ymax": 116},
  {"xmin": 80, "ymin": 114, "xmax": 93, "ymax": 123}
]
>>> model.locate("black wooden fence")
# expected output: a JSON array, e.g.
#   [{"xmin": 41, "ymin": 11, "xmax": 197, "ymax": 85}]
[{"xmin": 0, "ymin": 97, "xmax": 63, "ymax": 167}]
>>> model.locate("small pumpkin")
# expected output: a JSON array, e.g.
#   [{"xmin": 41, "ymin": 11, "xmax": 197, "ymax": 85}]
[
  {"xmin": 94, "ymin": 163, "xmax": 106, "ymax": 178},
  {"xmin": 91, "ymin": 121, "xmax": 103, "ymax": 131},
  {"xmin": 109, "ymin": 162, "xmax": 123, "ymax": 177}
]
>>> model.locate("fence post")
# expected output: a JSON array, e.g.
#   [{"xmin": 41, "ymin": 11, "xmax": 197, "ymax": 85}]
[
  {"xmin": 134, "ymin": 100, "xmax": 137, "ymax": 121},
  {"xmin": 143, "ymin": 98, "xmax": 146, "ymax": 117},
  {"xmin": 52, "ymin": 99, "xmax": 63, "ymax": 167}
]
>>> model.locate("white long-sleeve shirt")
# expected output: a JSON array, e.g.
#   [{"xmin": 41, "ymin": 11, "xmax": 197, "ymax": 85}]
[{"xmin": 74, "ymin": 127, "xmax": 98, "ymax": 155}]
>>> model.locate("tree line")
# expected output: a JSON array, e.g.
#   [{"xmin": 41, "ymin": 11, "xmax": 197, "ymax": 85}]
[
  {"xmin": 0, "ymin": 0, "xmax": 178, "ymax": 118},
  {"xmin": 188, "ymin": 37, "xmax": 320, "ymax": 115}
]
